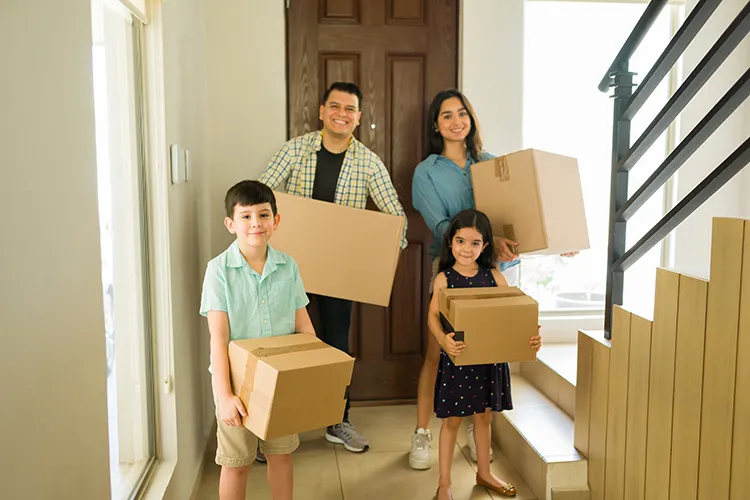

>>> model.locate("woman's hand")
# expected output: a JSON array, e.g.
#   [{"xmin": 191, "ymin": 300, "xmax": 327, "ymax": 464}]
[
  {"xmin": 497, "ymin": 237, "xmax": 520, "ymax": 263},
  {"xmin": 440, "ymin": 332, "xmax": 465, "ymax": 357},
  {"xmin": 529, "ymin": 325, "xmax": 542, "ymax": 352}
]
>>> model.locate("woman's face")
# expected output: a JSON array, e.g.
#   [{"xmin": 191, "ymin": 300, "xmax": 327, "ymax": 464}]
[{"xmin": 435, "ymin": 97, "xmax": 472, "ymax": 145}]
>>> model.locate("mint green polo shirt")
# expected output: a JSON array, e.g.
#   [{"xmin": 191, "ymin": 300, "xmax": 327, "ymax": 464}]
[{"xmin": 200, "ymin": 242, "xmax": 309, "ymax": 344}]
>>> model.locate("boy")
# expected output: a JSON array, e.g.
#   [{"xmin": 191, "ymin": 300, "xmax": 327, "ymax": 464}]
[{"xmin": 200, "ymin": 180, "xmax": 315, "ymax": 500}]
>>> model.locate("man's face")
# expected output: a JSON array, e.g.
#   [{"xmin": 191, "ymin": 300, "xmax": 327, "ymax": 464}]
[{"xmin": 319, "ymin": 90, "xmax": 362, "ymax": 139}]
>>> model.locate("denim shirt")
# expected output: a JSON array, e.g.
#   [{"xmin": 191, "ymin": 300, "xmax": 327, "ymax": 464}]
[{"xmin": 412, "ymin": 152, "xmax": 520, "ymax": 270}]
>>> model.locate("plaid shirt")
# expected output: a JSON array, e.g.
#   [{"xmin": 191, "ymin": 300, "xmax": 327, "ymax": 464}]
[{"xmin": 260, "ymin": 131, "xmax": 408, "ymax": 248}]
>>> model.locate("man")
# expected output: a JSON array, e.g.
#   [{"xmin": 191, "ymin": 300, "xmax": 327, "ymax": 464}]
[{"xmin": 259, "ymin": 82, "xmax": 408, "ymax": 453}]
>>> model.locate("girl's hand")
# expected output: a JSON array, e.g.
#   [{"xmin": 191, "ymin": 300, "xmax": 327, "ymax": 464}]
[
  {"xmin": 529, "ymin": 325, "xmax": 542, "ymax": 352},
  {"xmin": 220, "ymin": 394, "xmax": 247, "ymax": 427},
  {"xmin": 440, "ymin": 332, "xmax": 465, "ymax": 357}
]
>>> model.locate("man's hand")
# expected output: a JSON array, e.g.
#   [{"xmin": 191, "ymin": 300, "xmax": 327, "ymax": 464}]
[
  {"xmin": 439, "ymin": 332, "xmax": 465, "ymax": 357},
  {"xmin": 219, "ymin": 394, "xmax": 247, "ymax": 427},
  {"xmin": 497, "ymin": 237, "xmax": 520, "ymax": 263},
  {"xmin": 560, "ymin": 252, "xmax": 579, "ymax": 258}
]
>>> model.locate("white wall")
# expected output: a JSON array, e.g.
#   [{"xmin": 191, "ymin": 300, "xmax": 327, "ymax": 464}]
[
  {"xmin": 461, "ymin": 0, "xmax": 525, "ymax": 155},
  {"xmin": 158, "ymin": 0, "xmax": 212, "ymax": 497},
  {"xmin": 0, "ymin": 1, "xmax": 111, "ymax": 498},
  {"xmin": 205, "ymin": 0, "xmax": 288, "ymax": 258},
  {"xmin": 672, "ymin": 0, "xmax": 750, "ymax": 277}
]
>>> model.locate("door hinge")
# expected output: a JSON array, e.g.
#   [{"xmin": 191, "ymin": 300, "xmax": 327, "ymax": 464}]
[{"xmin": 286, "ymin": 0, "xmax": 290, "ymax": 8}]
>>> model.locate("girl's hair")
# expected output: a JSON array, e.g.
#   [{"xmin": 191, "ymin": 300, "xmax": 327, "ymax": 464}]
[
  {"xmin": 427, "ymin": 89, "xmax": 484, "ymax": 162},
  {"xmin": 438, "ymin": 209, "xmax": 498, "ymax": 273}
]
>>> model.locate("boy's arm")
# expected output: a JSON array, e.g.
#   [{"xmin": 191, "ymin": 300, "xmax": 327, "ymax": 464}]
[
  {"xmin": 295, "ymin": 307, "xmax": 316, "ymax": 336},
  {"xmin": 368, "ymin": 157, "xmax": 409, "ymax": 249},
  {"xmin": 207, "ymin": 311, "xmax": 247, "ymax": 427}
]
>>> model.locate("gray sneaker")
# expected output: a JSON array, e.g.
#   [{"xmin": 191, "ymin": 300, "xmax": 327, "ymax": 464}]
[
  {"xmin": 255, "ymin": 446, "xmax": 266, "ymax": 463},
  {"xmin": 325, "ymin": 422, "xmax": 370, "ymax": 453}
]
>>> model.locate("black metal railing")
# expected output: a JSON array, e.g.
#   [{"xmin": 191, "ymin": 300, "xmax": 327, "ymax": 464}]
[{"xmin": 602, "ymin": 0, "xmax": 750, "ymax": 337}]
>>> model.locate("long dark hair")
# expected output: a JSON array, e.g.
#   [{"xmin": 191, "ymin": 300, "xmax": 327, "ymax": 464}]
[
  {"xmin": 438, "ymin": 209, "xmax": 498, "ymax": 273},
  {"xmin": 427, "ymin": 89, "xmax": 484, "ymax": 162}
]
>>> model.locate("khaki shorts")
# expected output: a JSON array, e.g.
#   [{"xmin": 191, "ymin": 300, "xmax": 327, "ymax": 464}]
[{"xmin": 214, "ymin": 393, "xmax": 299, "ymax": 467}]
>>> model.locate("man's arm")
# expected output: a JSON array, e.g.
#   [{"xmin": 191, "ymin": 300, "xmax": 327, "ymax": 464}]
[
  {"xmin": 259, "ymin": 140, "xmax": 296, "ymax": 189},
  {"xmin": 368, "ymin": 158, "xmax": 408, "ymax": 249}
]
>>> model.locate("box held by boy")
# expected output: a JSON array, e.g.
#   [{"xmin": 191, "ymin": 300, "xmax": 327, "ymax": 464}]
[
  {"xmin": 270, "ymin": 191, "xmax": 404, "ymax": 307},
  {"xmin": 229, "ymin": 333, "xmax": 355, "ymax": 440},
  {"xmin": 472, "ymin": 149, "xmax": 590, "ymax": 255},
  {"xmin": 439, "ymin": 287, "xmax": 538, "ymax": 365}
]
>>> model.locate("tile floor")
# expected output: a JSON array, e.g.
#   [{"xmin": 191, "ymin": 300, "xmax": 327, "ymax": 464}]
[{"xmin": 195, "ymin": 405, "xmax": 536, "ymax": 500}]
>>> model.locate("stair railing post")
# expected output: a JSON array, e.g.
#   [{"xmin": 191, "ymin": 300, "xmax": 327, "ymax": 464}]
[{"xmin": 604, "ymin": 62, "xmax": 635, "ymax": 339}]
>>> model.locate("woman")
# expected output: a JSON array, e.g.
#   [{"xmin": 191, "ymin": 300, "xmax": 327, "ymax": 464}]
[{"xmin": 409, "ymin": 90, "xmax": 556, "ymax": 472}]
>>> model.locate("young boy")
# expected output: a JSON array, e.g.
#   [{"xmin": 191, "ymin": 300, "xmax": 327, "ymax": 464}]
[{"xmin": 200, "ymin": 180, "xmax": 315, "ymax": 500}]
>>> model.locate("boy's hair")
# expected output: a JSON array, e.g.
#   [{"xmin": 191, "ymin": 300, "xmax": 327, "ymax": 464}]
[
  {"xmin": 438, "ymin": 209, "xmax": 498, "ymax": 273},
  {"xmin": 224, "ymin": 180, "xmax": 277, "ymax": 218},
  {"xmin": 322, "ymin": 82, "xmax": 363, "ymax": 109}
]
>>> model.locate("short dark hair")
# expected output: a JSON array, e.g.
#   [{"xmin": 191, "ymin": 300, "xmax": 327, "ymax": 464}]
[
  {"xmin": 224, "ymin": 180, "xmax": 277, "ymax": 218},
  {"xmin": 438, "ymin": 209, "xmax": 498, "ymax": 273},
  {"xmin": 322, "ymin": 82, "xmax": 363, "ymax": 109}
]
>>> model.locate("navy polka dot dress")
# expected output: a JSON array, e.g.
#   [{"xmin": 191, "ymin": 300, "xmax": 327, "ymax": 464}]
[{"xmin": 434, "ymin": 266, "xmax": 513, "ymax": 418}]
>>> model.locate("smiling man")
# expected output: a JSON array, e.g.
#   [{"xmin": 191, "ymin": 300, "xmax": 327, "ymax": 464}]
[{"xmin": 259, "ymin": 82, "xmax": 407, "ymax": 454}]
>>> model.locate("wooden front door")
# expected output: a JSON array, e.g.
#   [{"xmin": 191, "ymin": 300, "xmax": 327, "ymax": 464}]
[{"xmin": 287, "ymin": 0, "xmax": 458, "ymax": 401}]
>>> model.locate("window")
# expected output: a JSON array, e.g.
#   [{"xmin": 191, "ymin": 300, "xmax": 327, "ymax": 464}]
[
  {"xmin": 91, "ymin": 0, "xmax": 155, "ymax": 497},
  {"xmin": 522, "ymin": 1, "xmax": 683, "ymax": 319}
]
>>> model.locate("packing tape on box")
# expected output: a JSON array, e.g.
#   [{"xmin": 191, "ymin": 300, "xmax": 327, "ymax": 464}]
[
  {"xmin": 250, "ymin": 341, "xmax": 329, "ymax": 358},
  {"xmin": 494, "ymin": 157, "xmax": 510, "ymax": 181}
]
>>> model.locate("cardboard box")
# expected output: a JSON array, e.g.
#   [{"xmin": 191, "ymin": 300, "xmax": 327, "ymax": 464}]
[
  {"xmin": 228, "ymin": 334, "xmax": 354, "ymax": 440},
  {"xmin": 438, "ymin": 287, "xmax": 538, "ymax": 365},
  {"xmin": 472, "ymin": 149, "xmax": 590, "ymax": 255},
  {"xmin": 271, "ymin": 191, "xmax": 404, "ymax": 307}
]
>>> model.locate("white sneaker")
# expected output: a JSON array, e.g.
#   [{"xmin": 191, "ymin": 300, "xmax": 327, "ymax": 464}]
[
  {"xmin": 409, "ymin": 428, "xmax": 432, "ymax": 470},
  {"xmin": 467, "ymin": 423, "xmax": 494, "ymax": 463}
]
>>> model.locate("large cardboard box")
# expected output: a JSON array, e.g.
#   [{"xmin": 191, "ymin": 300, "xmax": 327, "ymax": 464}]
[
  {"xmin": 472, "ymin": 149, "xmax": 590, "ymax": 255},
  {"xmin": 438, "ymin": 287, "xmax": 538, "ymax": 365},
  {"xmin": 271, "ymin": 191, "xmax": 404, "ymax": 307},
  {"xmin": 228, "ymin": 334, "xmax": 354, "ymax": 440}
]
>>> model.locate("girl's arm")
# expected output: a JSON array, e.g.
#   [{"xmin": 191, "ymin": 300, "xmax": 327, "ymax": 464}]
[
  {"xmin": 429, "ymin": 273, "xmax": 465, "ymax": 357},
  {"xmin": 491, "ymin": 268, "xmax": 510, "ymax": 287}
]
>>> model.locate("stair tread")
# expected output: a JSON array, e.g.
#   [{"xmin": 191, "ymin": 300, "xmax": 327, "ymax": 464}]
[
  {"xmin": 507, "ymin": 375, "xmax": 583, "ymax": 462},
  {"xmin": 536, "ymin": 343, "xmax": 578, "ymax": 386}
]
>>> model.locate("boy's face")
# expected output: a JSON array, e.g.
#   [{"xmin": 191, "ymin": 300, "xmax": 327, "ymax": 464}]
[{"xmin": 224, "ymin": 203, "xmax": 280, "ymax": 248}]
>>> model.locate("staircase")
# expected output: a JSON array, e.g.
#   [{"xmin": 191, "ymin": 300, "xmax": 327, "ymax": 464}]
[{"xmin": 489, "ymin": 0, "xmax": 749, "ymax": 498}]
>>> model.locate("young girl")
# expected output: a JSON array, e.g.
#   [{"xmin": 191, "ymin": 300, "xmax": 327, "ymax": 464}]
[{"xmin": 430, "ymin": 209, "xmax": 542, "ymax": 500}]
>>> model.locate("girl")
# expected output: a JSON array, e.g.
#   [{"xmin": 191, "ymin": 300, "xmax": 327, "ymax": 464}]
[
  {"xmin": 430, "ymin": 209, "xmax": 541, "ymax": 500},
  {"xmin": 411, "ymin": 89, "xmax": 558, "ymax": 469}
]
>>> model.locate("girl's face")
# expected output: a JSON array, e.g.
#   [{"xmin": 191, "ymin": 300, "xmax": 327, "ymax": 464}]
[
  {"xmin": 436, "ymin": 97, "xmax": 472, "ymax": 145},
  {"xmin": 451, "ymin": 226, "xmax": 487, "ymax": 267}
]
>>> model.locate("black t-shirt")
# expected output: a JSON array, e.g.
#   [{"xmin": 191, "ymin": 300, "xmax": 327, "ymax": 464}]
[{"xmin": 312, "ymin": 146, "xmax": 346, "ymax": 203}]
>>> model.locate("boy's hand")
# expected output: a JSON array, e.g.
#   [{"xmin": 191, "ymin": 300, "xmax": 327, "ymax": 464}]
[
  {"xmin": 529, "ymin": 325, "xmax": 542, "ymax": 352},
  {"xmin": 220, "ymin": 394, "xmax": 247, "ymax": 427},
  {"xmin": 440, "ymin": 332, "xmax": 465, "ymax": 357}
]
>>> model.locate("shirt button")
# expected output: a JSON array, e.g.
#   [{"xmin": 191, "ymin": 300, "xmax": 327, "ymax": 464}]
[
  {"xmin": 263, "ymin": 319, "xmax": 268, "ymax": 325},
  {"xmin": 261, "ymin": 300, "xmax": 266, "ymax": 305}
]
